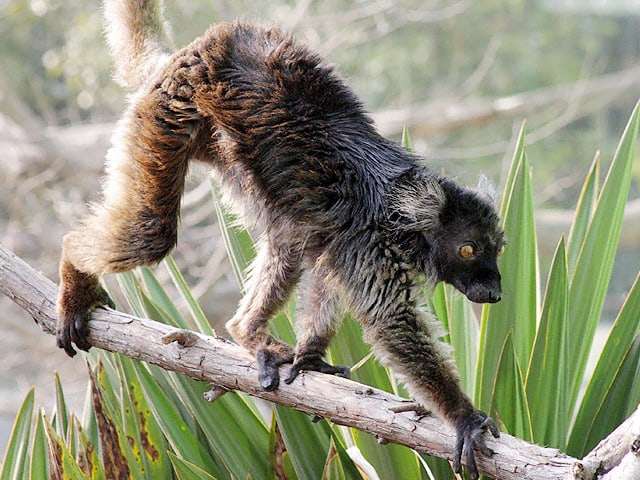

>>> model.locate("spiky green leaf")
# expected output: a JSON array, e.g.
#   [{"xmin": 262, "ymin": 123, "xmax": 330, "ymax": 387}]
[
  {"xmin": 163, "ymin": 256, "xmax": 214, "ymax": 335},
  {"xmin": 0, "ymin": 387, "xmax": 35, "ymax": 480},
  {"xmin": 525, "ymin": 236, "xmax": 569, "ymax": 448},
  {"xmin": 567, "ymin": 102, "xmax": 639, "ymax": 408},
  {"xmin": 132, "ymin": 362, "xmax": 226, "ymax": 477},
  {"xmin": 431, "ymin": 283, "xmax": 478, "ymax": 395},
  {"xmin": 170, "ymin": 452, "xmax": 219, "ymax": 480},
  {"xmin": 567, "ymin": 153, "xmax": 600, "ymax": 271},
  {"xmin": 274, "ymin": 405, "xmax": 332, "ymax": 480},
  {"xmin": 568, "ymin": 272, "xmax": 640, "ymax": 455},
  {"xmin": 490, "ymin": 334, "xmax": 533, "ymax": 441},
  {"xmin": 210, "ymin": 177, "xmax": 256, "ymax": 290},
  {"xmin": 476, "ymin": 125, "xmax": 539, "ymax": 411},
  {"xmin": 29, "ymin": 411, "xmax": 50, "ymax": 480}
]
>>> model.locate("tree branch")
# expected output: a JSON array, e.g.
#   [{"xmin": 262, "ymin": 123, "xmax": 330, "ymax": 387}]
[
  {"xmin": 0, "ymin": 244, "xmax": 636, "ymax": 480},
  {"xmin": 582, "ymin": 405, "xmax": 640, "ymax": 480}
]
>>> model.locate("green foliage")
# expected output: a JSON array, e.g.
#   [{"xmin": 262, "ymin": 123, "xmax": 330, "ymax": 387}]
[
  {"xmin": 475, "ymin": 123, "xmax": 539, "ymax": 412},
  {"xmin": 526, "ymin": 238, "xmax": 569, "ymax": 444},
  {"xmin": 2, "ymin": 105, "xmax": 640, "ymax": 479},
  {"xmin": 1, "ymin": 387, "xmax": 34, "ymax": 480}
]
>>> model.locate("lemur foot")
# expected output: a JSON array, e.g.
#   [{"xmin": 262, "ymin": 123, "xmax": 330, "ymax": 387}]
[
  {"xmin": 257, "ymin": 347, "xmax": 294, "ymax": 392},
  {"xmin": 453, "ymin": 409, "xmax": 500, "ymax": 480},
  {"xmin": 57, "ymin": 310, "xmax": 92, "ymax": 357},
  {"xmin": 57, "ymin": 274, "xmax": 114, "ymax": 357},
  {"xmin": 284, "ymin": 355, "xmax": 350, "ymax": 385}
]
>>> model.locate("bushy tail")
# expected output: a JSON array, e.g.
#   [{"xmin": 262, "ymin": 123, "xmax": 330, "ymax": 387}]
[{"xmin": 103, "ymin": 0, "xmax": 174, "ymax": 89}]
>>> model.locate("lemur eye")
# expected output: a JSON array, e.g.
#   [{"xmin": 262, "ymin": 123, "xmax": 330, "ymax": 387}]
[
  {"xmin": 459, "ymin": 243, "xmax": 475, "ymax": 259},
  {"xmin": 497, "ymin": 245, "xmax": 505, "ymax": 257}
]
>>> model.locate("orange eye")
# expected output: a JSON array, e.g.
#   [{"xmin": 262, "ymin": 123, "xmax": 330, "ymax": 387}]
[
  {"xmin": 459, "ymin": 244, "xmax": 475, "ymax": 259},
  {"xmin": 497, "ymin": 245, "xmax": 505, "ymax": 257}
]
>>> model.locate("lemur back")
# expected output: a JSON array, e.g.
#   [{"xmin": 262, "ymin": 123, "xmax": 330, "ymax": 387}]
[{"xmin": 57, "ymin": 2, "xmax": 503, "ymax": 478}]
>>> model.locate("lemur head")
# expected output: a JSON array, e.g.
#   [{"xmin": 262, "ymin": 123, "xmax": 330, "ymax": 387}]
[
  {"xmin": 431, "ymin": 178, "xmax": 504, "ymax": 303},
  {"xmin": 390, "ymin": 171, "xmax": 504, "ymax": 304}
]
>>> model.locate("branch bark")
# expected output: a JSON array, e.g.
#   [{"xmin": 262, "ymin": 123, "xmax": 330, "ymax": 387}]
[
  {"xmin": 582, "ymin": 405, "xmax": 640, "ymax": 480},
  {"xmin": 0, "ymin": 243, "xmax": 636, "ymax": 480}
]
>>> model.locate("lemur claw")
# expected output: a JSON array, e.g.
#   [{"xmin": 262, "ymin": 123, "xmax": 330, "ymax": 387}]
[
  {"xmin": 284, "ymin": 356, "xmax": 350, "ymax": 385},
  {"xmin": 72, "ymin": 312, "xmax": 92, "ymax": 351},
  {"xmin": 257, "ymin": 350, "xmax": 279, "ymax": 391},
  {"xmin": 57, "ymin": 310, "xmax": 91, "ymax": 357},
  {"xmin": 452, "ymin": 409, "xmax": 500, "ymax": 480},
  {"xmin": 57, "ymin": 286, "xmax": 114, "ymax": 357},
  {"xmin": 56, "ymin": 329, "xmax": 78, "ymax": 358}
]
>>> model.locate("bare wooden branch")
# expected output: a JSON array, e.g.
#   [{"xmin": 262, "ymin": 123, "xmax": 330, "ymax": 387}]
[
  {"xmin": 0, "ymin": 243, "xmax": 635, "ymax": 480},
  {"xmin": 581, "ymin": 405, "xmax": 640, "ymax": 479}
]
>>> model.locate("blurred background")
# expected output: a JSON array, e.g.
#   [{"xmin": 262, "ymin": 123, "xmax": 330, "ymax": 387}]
[{"xmin": 1, "ymin": 0, "xmax": 639, "ymax": 452}]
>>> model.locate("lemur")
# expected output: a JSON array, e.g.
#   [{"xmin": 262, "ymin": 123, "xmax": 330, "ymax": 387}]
[{"xmin": 56, "ymin": 1, "xmax": 504, "ymax": 477}]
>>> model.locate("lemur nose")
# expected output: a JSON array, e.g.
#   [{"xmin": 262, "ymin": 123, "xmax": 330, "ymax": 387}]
[{"xmin": 489, "ymin": 291, "xmax": 502, "ymax": 303}]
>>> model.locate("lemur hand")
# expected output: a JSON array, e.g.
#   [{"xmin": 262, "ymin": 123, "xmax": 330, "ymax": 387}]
[{"xmin": 453, "ymin": 408, "xmax": 500, "ymax": 480}]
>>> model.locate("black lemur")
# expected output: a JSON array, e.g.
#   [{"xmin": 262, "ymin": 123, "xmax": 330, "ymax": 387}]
[{"xmin": 57, "ymin": 1, "xmax": 504, "ymax": 477}]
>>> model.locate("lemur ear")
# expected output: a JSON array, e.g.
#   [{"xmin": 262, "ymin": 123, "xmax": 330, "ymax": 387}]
[{"xmin": 389, "ymin": 170, "xmax": 445, "ymax": 232}]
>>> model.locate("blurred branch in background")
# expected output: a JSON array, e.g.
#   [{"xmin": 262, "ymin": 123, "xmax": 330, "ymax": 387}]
[{"xmin": 373, "ymin": 65, "xmax": 640, "ymax": 146}]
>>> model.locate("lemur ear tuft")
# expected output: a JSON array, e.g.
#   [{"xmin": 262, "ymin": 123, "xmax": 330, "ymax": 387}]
[
  {"xmin": 476, "ymin": 175, "xmax": 498, "ymax": 205},
  {"xmin": 389, "ymin": 170, "xmax": 445, "ymax": 232}
]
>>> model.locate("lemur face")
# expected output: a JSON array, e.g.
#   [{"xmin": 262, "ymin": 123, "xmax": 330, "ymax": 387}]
[
  {"xmin": 432, "ymin": 224, "xmax": 504, "ymax": 304},
  {"xmin": 431, "ymin": 182, "xmax": 505, "ymax": 304}
]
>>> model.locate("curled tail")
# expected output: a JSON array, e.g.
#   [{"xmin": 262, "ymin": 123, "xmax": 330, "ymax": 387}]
[{"xmin": 104, "ymin": 0, "xmax": 174, "ymax": 89}]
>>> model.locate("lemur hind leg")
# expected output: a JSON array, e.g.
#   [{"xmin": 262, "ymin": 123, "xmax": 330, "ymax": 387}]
[
  {"xmin": 285, "ymin": 266, "xmax": 350, "ymax": 385},
  {"xmin": 57, "ymin": 87, "xmax": 198, "ymax": 356},
  {"xmin": 226, "ymin": 234, "xmax": 303, "ymax": 391}
]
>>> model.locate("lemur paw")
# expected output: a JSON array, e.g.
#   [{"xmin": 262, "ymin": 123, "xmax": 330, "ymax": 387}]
[
  {"xmin": 56, "ymin": 285, "xmax": 114, "ymax": 357},
  {"xmin": 257, "ymin": 348, "xmax": 294, "ymax": 392},
  {"xmin": 56, "ymin": 310, "xmax": 92, "ymax": 357},
  {"xmin": 452, "ymin": 409, "xmax": 500, "ymax": 480},
  {"xmin": 284, "ymin": 355, "xmax": 350, "ymax": 385}
]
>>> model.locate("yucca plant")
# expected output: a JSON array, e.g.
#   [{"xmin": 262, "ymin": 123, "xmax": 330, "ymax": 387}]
[{"xmin": 1, "ymin": 103, "xmax": 638, "ymax": 480}]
